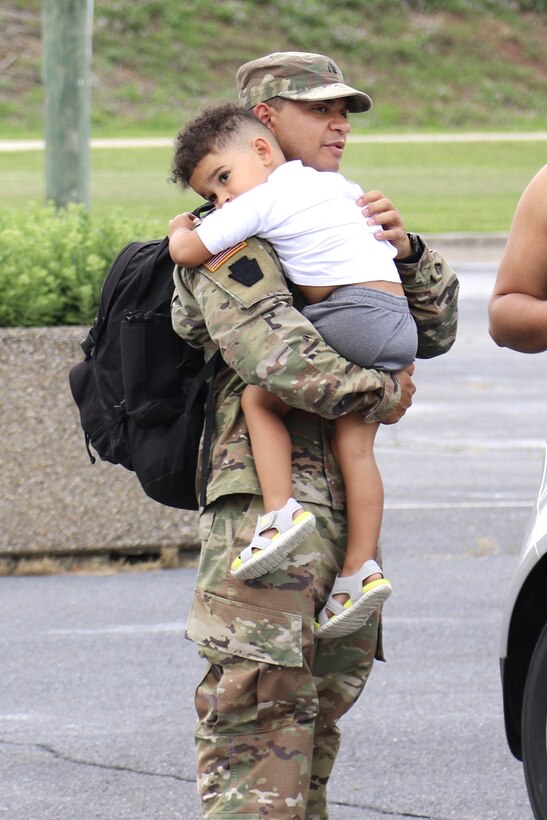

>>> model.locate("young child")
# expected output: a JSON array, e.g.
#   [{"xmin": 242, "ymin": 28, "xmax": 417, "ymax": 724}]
[{"xmin": 168, "ymin": 103, "xmax": 417, "ymax": 638}]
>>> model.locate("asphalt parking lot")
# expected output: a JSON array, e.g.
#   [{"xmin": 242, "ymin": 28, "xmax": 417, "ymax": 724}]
[{"xmin": 2, "ymin": 262, "xmax": 545, "ymax": 819}]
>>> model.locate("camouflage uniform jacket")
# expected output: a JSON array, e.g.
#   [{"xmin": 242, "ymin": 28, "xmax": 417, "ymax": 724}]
[{"xmin": 171, "ymin": 235, "xmax": 458, "ymax": 509}]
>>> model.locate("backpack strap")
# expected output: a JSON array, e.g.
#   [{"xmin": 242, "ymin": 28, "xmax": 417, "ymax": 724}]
[
  {"xmin": 177, "ymin": 347, "xmax": 222, "ymax": 509},
  {"xmin": 197, "ymin": 350, "xmax": 222, "ymax": 508},
  {"xmin": 193, "ymin": 201, "xmax": 215, "ymax": 220}
]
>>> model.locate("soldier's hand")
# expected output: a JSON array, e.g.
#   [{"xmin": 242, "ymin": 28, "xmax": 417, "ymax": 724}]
[
  {"xmin": 357, "ymin": 190, "xmax": 412, "ymax": 260},
  {"xmin": 382, "ymin": 363, "xmax": 416, "ymax": 425}
]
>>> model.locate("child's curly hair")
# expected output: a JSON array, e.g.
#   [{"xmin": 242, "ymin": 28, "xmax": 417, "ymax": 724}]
[{"xmin": 170, "ymin": 102, "xmax": 275, "ymax": 189}]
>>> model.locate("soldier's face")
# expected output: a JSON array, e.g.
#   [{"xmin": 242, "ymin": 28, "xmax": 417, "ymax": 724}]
[{"xmin": 264, "ymin": 98, "xmax": 351, "ymax": 172}]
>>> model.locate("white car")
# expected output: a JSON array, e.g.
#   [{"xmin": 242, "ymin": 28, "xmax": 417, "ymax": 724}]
[{"xmin": 500, "ymin": 443, "xmax": 547, "ymax": 820}]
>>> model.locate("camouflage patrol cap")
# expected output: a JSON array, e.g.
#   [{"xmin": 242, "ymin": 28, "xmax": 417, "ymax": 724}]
[{"xmin": 236, "ymin": 52, "xmax": 372, "ymax": 113}]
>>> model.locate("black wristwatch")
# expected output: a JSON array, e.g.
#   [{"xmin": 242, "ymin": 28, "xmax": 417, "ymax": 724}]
[{"xmin": 404, "ymin": 232, "xmax": 423, "ymax": 260}]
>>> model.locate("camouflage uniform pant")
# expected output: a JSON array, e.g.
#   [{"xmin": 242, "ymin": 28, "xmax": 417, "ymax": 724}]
[{"xmin": 186, "ymin": 494, "xmax": 381, "ymax": 819}]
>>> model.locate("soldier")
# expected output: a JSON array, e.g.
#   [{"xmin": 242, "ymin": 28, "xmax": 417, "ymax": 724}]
[{"xmin": 171, "ymin": 52, "xmax": 459, "ymax": 818}]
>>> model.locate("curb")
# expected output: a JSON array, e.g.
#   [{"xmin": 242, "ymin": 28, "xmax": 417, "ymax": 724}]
[{"xmin": 425, "ymin": 233, "xmax": 507, "ymax": 264}]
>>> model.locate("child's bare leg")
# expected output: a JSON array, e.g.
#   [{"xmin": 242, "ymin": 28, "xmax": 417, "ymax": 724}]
[
  {"xmin": 241, "ymin": 384, "xmax": 294, "ymax": 518},
  {"xmin": 315, "ymin": 412, "xmax": 390, "ymax": 636},
  {"xmin": 332, "ymin": 412, "xmax": 383, "ymax": 573},
  {"xmin": 231, "ymin": 385, "xmax": 316, "ymax": 580}
]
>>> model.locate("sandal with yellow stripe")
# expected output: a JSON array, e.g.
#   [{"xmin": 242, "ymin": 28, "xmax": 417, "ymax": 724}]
[
  {"xmin": 315, "ymin": 560, "xmax": 392, "ymax": 639},
  {"xmin": 231, "ymin": 498, "xmax": 316, "ymax": 580}
]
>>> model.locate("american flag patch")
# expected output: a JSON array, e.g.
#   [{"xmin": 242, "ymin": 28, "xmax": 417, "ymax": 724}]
[{"xmin": 204, "ymin": 241, "xmax": 248, "ymax": 272}]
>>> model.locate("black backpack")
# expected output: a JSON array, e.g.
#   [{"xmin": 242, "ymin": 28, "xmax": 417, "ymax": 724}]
[{"xmin": 69, "ymin": 233, "xmax": 220, "ymax": 510}]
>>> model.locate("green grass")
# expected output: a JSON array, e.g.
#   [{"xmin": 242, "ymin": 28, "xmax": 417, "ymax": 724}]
[
  {"xmin": 1, "ymin": 0, "xmax": 546, "ymax": 135},
  {"xmin": 341, "ymin": 140, "xmax": 546, "ymax": 233},
  {"xmin": 2, "ymin": 139, "xmax": 544, "ymax": 233}
]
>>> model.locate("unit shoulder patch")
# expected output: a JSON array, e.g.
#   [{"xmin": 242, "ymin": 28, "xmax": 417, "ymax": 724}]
[
  {"xmin": 228, "ymin": 256, "xmax": 264, "ymax": 287},
  {"xmin": 198, "ymin": 236, "xmax": 291, "ymax": 309}
]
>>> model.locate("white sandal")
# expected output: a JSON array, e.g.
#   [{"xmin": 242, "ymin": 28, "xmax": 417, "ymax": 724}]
[
  {"xmin": 315, "ymin": 560, "xmax": 392, "ymax": 639},
  {"xmin": 231, "ymin": 498, "xmax": 316, "ymax": 580}
]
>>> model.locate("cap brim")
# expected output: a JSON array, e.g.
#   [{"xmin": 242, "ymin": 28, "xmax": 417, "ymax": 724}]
[{"xmin": 278, "ymin": 82, "xmax": 372, "ymax": 113}]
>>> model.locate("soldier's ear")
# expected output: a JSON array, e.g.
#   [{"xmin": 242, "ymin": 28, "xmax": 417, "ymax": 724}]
[{"xmin": 253, "ymin": 102, "xmax": 273, "ymax": 127}]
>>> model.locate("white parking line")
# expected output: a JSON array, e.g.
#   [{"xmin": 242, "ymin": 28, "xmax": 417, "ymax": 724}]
[
  {"xmin": 47, "ymin": 622, "xmax": 186, "ymax": 636},
  {"xmin": 384, "ymin": 500, "xmax": 533, "ymax": 510}
]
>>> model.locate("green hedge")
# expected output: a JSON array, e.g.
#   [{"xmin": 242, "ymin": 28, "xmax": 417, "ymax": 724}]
[{"xmin": 0, "ymin": 205, "xmax": 162, "ymax": 327}]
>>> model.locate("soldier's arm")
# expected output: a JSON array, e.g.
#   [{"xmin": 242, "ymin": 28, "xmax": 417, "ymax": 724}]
[
  {"xmin": 172, "ymin": 238, "xmax": 405, "ymax": 423},
  {"xmin": 171, "ymin": 267, "xmax": 217, "ymax": 356},
  {"xmin": 488, "ymin": 165, "xmax": 547, "ymax": 353},
  {"xmin": 397, "ymin": 241, "xmax": 459, "ymax": 359},
  {"xmin": 359, "ymin": 190, "xmax": 459, "ymax": 360}
]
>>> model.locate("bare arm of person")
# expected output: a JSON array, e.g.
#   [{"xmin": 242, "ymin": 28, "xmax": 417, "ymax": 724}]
[{"xmin": 488, "ymin": 165, "xmax": 547, "ymax": 353}]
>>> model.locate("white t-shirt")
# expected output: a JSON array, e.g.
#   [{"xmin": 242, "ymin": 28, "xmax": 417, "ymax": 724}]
[{"xmin": 196, "ymin": 160, "xmax": 400, "ymax": 287}]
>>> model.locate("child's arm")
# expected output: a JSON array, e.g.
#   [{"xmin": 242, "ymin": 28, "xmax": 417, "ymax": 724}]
[
  {"xmin": 170, "ymin": 190, "xmax": 263, "ymax": 268},
  {"xmin": 168, "ymin": 212, "xmax": 212, "ymax": 268}
]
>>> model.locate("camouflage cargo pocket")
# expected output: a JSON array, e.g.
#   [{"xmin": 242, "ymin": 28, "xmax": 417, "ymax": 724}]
[
  {"xmin": 189, "ymin": 496, "xmax": 306, "ymax": 668},
  {"xmin": 186, "ymin": 589, "xmax": 303, "ymax": 668}
]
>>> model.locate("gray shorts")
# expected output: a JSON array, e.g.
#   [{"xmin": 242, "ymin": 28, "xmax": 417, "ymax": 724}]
[{"xmin": 302, "ymin": 285, "xmax": 418, "ymax": 371}]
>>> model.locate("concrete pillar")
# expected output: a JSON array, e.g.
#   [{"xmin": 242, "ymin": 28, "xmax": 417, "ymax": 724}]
[{"xmin": 42, "ymin": 0, "xmax": 93, "ymax": 208}]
